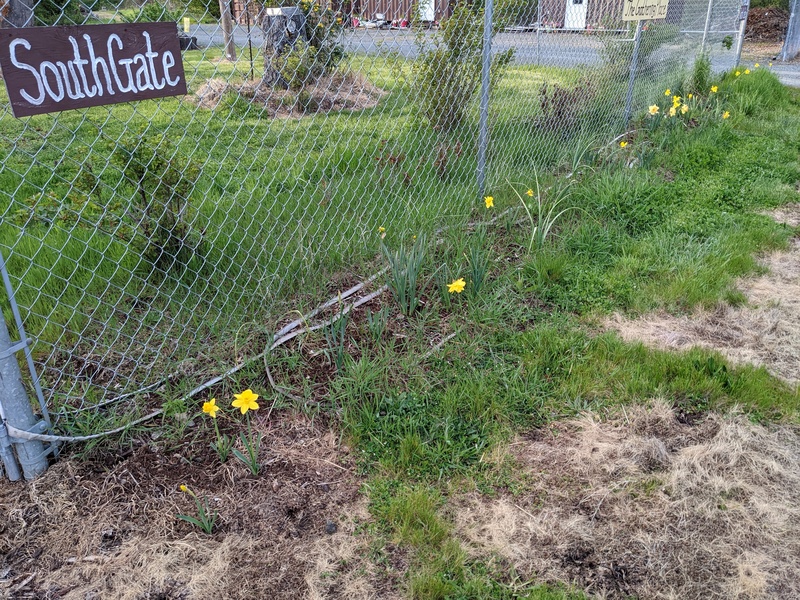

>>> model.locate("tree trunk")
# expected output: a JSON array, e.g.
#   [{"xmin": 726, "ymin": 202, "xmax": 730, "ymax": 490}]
[
  {"xmin": 261, "ymin": 7, "xmax": 305, "ymax": 88},
  {"xmin": 4, "ymin": 0, "xmax": 34, "ymax": 27},
  {"xmin": 218, "ymin": 0, "xmax": 237, "ymax": 61}
]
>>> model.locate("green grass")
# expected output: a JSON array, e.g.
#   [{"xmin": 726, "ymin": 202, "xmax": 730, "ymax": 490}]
[{"xmin": 4, "ymin": 47, "xmax": 800, "ymax": 598}]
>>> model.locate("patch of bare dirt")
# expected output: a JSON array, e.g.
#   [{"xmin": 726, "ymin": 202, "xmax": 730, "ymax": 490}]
[
  {"xmin": 745, "ymin": 7, "xmax": 789, "ymax": 42},
  {"xmin": 606, "ymin": 205, "xmax": 800, "ymax": 386},
  {"xmin": 193, "ymin": 71, "xmax": 387, "ymax": 117},
  {"xmin": 453, "ymin": 401, "xmax": 800, "ymax": 599},
  {"xmin": 0, "ymin": 413, "xmax": 402, "ymax": 599}
]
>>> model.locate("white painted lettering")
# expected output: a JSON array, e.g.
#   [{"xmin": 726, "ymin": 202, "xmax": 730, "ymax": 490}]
[
  {"xmin": 84, "ymin": 34, "xmax": 114, "ymax": 96},
  {"xmin": 133, "ymin": 54, "xmax": 153, "ymax": 91},
  {"xmin": 107, "ymin": 34, "xmax": 136, "ymax": 93},
  {"xmin": 69, "ymin": 36, "xmax": 96, "ymax": 98},
  {"xmin": 162, "ymin": 51, "xmax": 180, "ymax": 86},
  {"xmin": 143, "ymin": 32, "xmax": 165, "ymax": 90},
  {"xmin": 40, "ymin": 61, "xmax": 65, "ymax": 102},
  {"xmin": 8, "ymin": 39, "xmax": 45, "ymax": 105}
]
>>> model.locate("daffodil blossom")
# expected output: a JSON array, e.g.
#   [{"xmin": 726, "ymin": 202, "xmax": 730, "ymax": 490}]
[
  {"xmin": 202, "ymin": 398, "xmax": 219, "ymax": 419},
  {"xmin": 232, "ymin": 389, "xmax": 260, "ymax": 414},
  {"xmin": 448, "ymin": 278, "xmax": 466, "ymax": 293}
]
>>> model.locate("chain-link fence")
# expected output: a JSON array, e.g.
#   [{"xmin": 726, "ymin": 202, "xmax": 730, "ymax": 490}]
[{"xmin": 0, "ymin": 0, "xmax": 745, "ymax": 478}]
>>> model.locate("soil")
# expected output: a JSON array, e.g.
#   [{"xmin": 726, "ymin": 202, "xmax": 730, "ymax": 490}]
[
  {"xmin": 453, "ymin": 401, "xmax": 800, "ymax": 599},
  {"xmin": 193, "ymin": 71, "xmax": 387, "ymax": 117},
  {"xmin": 0, "ymin": 413, "xmax": 403, "ymax": 600},
  {"xmin": 606, "ymin": 205, "xmax": 800, "ymax": 386},
  {"xmin": 745, "ymin": 7, "xmax": 789, "ymax": 42}
]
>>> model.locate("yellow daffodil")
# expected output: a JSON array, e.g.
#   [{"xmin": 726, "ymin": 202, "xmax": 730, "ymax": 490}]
[
  {"xmin": 735, "ymin": 70, "xmax": 741, "ymax": 77},
  {"xmin": 648, "ymin": 105, "xmax": 659, "ymax": 115},
  {"xmin": 754, "ymin": 63, "xmax": 760, "ymax": 68},
  {"xmin": 722, "ymin": 111, "xmax": 730, "ymax": 119},
  {"xmin": 664, "ymin": 88, "xmax": 671, "ymax": 96},
  {"xmin": 769, "ymin": 61, "xmax": 773, "ymax": 67},
  {"xmin": 744, "ymin": 69, "xmax": 750, "ymax": 74},
  {"xmin": 688, "ymin": 93, "xmax": 693, "ymax": 99},
  {"xmin": 202, "ymin": 398, "xmax": 219, "ymax": 419},
  {"xmin": 180, "ymin": 484, "xmax": 189, "ymax": 493},
  {"xmin": 232, "ymin": 389, "xmax": 260, "ymax": 414},
  {"xmin": 526, "ymin": 189, "xmax": 534, "ymax": 197},
  {"xmin": 448, "ymin": 278, "xmax": 466, "ymax": 294},
  {"xmin": 484, "ymin": 196, "xmax": 494, "ymax": 208},
  {"xmin": 680, "ymin": 104, "xmax": 689, "ymax": 114},
  {"xmin": 668, "ymin": 106, "xmax": 677, "ymax": 117},
  {"xmin": 619, "ymin": 141, "xmax": 628, "ymax": 148},
  {"xmin": 672, "ymin": 95, "xmax": 681, "ymax": 106},
  {"xmin": 378, "ymin": 226, "xmax": 385, "ymax": 233},
  {"xmin": 710, "ymin": 85, "xmax": 718, "ymax": 93}
]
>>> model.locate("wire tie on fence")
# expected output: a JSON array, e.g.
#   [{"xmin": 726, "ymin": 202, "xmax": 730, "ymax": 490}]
[{"xmin": 0, "ymin": 338, "xmax": 32, "ymax": 360}]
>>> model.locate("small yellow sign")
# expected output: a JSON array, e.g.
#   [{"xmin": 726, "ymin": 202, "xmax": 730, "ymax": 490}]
[
  {"xmin": 183, "ymin": 17, "xmax": 191, "ymax": 33},
  {"xmin": 622, "ymin": 0, "xmax": 670, "ymax": 21}
]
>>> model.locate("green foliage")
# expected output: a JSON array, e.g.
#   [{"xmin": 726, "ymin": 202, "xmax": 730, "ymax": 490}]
[
  {"xmin": 111, "ymin": 134, "xmax": 206, "ymax": 274},
  {"xmin": 366, "ymin": 307, "xmax": 390, "ymax": 343},
  {"xmin": 513, "ymin": 176, "xmax": 576, "ymax": 253},
  {"xmin": 382, "ymin": 234, "xmax": 427, "ymax": 316},
  {"xmin": 121, "ymin": 1, "xmax": 182, "ymax": 24},
  {"xmin": 414, "ymin": 3, "xmax": 514, "ymax": 132},
  {"xmin": 187, "ymin": 0, "xmax": 221, "ymax": 19},
  {"xmin": 34, "ymin": 0, "xmax": 85, "ymax": 25},
  {"xmin": 266, "ymin": 0, "xmax": 345, "ymax": 89},
  {"xmin": 725, "ymin": 69, "xmax": 790, "ymax": 115},
  {"xmin": 686, "ymin": 54, "xmax": 712, "ymax": 97},
  {"xmin": 467, "ymin": 228, "xmax": 491, "ymax": 298},
  {"xmin": 176, "ymin": 486, "xmax": 218, "ymax": 534},
  {"xmin": 324, "ymin": 301, "xmax": 350, "ymax": 372}
]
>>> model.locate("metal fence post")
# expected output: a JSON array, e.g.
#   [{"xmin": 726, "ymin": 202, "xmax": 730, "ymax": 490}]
[
  {"xmin": 0, "ymin": 307, "xmax": 49, "ymax": 480},
  {"xmin": 701, "ymin": 0, "xmax": 714, "ymax": 52},
  {"xmin": 734, "ymin": 5, "xmax": 748, "ymax": 65},
  {"xmin": 781, "ymin": 0, "xmax": 800, "ymax": 61},
  {"xmin": 477, "ymin": 0, "xmax": 494, "ymax": 201},
  {"xmin": 624, "ymin": 20, "xmax": 644, "ymax": 124}
]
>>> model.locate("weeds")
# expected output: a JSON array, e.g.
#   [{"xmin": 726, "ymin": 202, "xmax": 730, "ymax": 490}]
[
  {"xmin": 324, "ymin": 299, "xmax": 350, "ymax": 372},
  {"xmin": 366, "ymin": 306, "xmax": 390, "ymax": 343},
  {"xmin": 176, "ymin": 485, "xmax": 218, "ymax": 534},
  {"xmin": 513, "ymin": 176, "xmax": 576, "ymax": 253},
  {"xmin": 383, "ymin": 234, "xmax": 428, "ymax": 316}
]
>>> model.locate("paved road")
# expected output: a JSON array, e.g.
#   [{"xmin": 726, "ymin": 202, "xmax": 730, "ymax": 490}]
[
  {"xmin": 189, "ymin": 23, "xmax": 606, "ymax": 67},
  {"xmin": 187, "ymin": 24, "xmax": 754, "ymax": 74}
]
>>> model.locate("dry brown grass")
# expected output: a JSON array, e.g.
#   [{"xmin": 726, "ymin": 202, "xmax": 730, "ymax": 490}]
[
  {"xmin": 0, "ymin": 414, "xmax": 402, "ymax": 599},
  {"xmin": 193, "ymin": 71, "xmax": 387, "ymax": 116},
  {"xmin": 453, "ymin": 401, "xmax": 800, "ymax": 599},
  {"xmin": 606, "ymin": 205, "xmax": 800, "ymax": 386}
]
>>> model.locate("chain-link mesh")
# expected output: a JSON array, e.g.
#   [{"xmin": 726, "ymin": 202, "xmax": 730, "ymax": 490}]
[{"xmin": 0, "ymin": 0, "xmax": 744, "ymax": 432}]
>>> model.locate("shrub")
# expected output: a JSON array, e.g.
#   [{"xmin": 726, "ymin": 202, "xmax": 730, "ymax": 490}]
[
  {"xmin": 263, "ymin": 0, "xmax": 344, "ymax": 88},
  {"xmin": 121, "ymin": 1, "xmax": 182, "ymax": 24},
  {"xmin": 34, "ymin": 0, "xmax": 85, "ymax": 25},
  {"xmin": 414, "ymin": 2, "xmax": 513, "ymax": 133},
  {"xmin": 111, "ymin": 134, "xmax": 205, "ymax": 273}
]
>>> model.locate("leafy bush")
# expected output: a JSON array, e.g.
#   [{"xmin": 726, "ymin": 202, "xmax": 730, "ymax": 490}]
[
  {"xmin": 111, "ymin": 134, "xmax": 205, "ymax": 273},
  {"xmin": 121, "ymin": 1, "xmax": 182, "ymax": 24},
  {"xmin": 263, "ymin": 0, "xmax": 344, "ymax": 88},
  {"xmin": 414, "ymin": 2, "xmax": 513, "ymax": 133},
  {"xmin": 35, "ymin": 0, "xmax": 85, "ymax": 25}
]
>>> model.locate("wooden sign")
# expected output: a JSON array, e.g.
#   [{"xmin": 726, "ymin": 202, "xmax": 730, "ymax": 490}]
[
  {"xmin": 0, "ymin": 23, "xmax": 186, "ymax": 118},
  {"xmin": 622, "ymin": 0, "xmax": 670, "ymax": 21}
]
